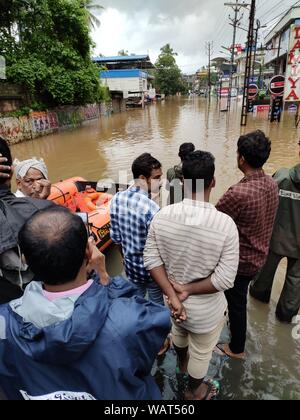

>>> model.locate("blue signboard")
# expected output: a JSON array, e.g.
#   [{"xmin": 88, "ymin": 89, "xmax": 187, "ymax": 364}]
[
  {"xmin": 248, "ymin": 76, "xmax": 259, "ymax": 83},
  {"xmin": 100, "ymin": 69, "xmax": 148, "ymax": 79}
]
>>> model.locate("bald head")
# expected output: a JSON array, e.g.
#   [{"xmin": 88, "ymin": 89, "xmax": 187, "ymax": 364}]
[{"xmin": 19, "ymin": 207, "xmax": 88, "ymax": 285}]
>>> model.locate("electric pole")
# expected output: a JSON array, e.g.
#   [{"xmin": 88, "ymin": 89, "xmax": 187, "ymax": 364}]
[
  {"xmin": 205, "ymin": 41, "xmax": 213, "ymax": 100},
  {"xmin": 252, "ymin": 19, "xmax": 267, "ymax": 86},
  {"xmin": 252, "ymin": 19, "xmax": 260, "ymax": 76},
  {"xmin": 225, "ymin": 1, "xmax": 249, "ymax": 111},
  {"xmin": 241, "ymin": 0, "xmax": 256, "ymax": 126}
]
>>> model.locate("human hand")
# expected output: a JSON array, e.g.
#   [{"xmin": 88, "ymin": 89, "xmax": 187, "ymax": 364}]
[
  {"xmin": 168, "ymin": 294, "xmax": 187, "ymax": 323},
  {"xmin": 33, "ymin": 179, "xmax": 51, "ymax": 199},
  {"xmin": 0, "ymin": 154, "xmax": 11, "ymax": 179},
  {"xmin": 87, "ymin": 237, "xmax": 110, "ymax": 285},
  {"xmin": 170, "ymin": 280, "xmax": 190, "ymax": 303}
]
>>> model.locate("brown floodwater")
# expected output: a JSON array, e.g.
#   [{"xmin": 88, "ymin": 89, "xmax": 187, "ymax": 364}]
[{"xmin": 11, "ymin": 97, "xmax": 300, "ymax": 400}]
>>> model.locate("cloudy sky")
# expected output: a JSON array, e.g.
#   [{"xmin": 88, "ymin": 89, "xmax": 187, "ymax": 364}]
[{"xmin": 91, "ymin": 0, "xmax": 298, "ymax": 74}]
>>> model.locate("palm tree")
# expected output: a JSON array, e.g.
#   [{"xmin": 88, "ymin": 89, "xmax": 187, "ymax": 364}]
[{"xmin": 84, "ymin": 0, "xmax": 104, "ymax": 30}]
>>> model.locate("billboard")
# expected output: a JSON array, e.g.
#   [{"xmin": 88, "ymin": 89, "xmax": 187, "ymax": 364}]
[
  {"xmin": 284, "ymin": 25, "xmax": 300, "ymax": 102},
  {"xmin": 269, "ymin": 75, "xmax": 285, "ymax": 96}
]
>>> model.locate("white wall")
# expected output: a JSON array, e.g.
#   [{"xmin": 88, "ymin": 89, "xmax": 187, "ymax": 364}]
[{"xmin": 102, "ymin": 77, "xmax": 147, "ymax": 94}]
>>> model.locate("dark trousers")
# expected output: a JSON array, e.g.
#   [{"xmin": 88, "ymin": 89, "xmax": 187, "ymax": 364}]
[
  {"xmin": 250, "ymin": 251, "xmax": 300, "ymax": 323},
  {"xmin": 0, "ymin": 276, "xmax": 23, "ymax": 305},
  {"xmin": 225, "ymin": 274, "xmax": 254, "ymax": 354}
]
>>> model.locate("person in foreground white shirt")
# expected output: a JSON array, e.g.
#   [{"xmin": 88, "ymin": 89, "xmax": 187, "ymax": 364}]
[{"xmin": 144, "ymin": 150, "xmax": 240, "ymax": 400}]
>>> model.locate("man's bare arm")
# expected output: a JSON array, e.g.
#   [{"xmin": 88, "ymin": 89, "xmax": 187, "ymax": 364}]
[
  {"xmin": 150, "ymin": 265, "xmax": 187, "ymax": 321},
  {"xmin": 170, "ymin": 277, "xmax": 218, "ymax": 302}
]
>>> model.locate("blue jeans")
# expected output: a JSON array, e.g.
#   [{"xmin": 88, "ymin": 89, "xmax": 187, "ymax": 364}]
[{"xmin": 134, "ymin": 280, "xmax": 164, "ymax": 306}]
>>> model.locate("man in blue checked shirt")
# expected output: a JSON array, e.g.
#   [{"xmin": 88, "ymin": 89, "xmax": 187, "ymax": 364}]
[{"xmin": 110, "ymin": 153, "xmax": 164, "ymax": 306}]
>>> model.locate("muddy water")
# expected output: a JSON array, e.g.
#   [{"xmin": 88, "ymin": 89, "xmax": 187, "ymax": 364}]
[{"xmin": 11, "ymin": 97, "xmax": 300, "ymax": 400}]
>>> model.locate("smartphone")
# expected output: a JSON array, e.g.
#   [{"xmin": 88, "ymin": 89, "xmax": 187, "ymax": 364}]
[{"xmin": 76, "ymin": 212, "xmax": 91, "ymax": 237}]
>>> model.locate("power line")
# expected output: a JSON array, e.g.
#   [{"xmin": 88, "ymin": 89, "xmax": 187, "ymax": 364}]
[{"xmin": 260, "ymin": 0, "xmax": 300, "ymax": 26}]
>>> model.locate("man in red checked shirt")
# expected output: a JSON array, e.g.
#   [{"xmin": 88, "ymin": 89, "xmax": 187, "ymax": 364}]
[{"xmin": 215, "ymin": 130, "xmax": 279, "ymax": 359}]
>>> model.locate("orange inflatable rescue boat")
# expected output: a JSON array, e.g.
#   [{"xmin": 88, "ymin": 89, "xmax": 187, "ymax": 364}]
[{"xmin": 48, "ymin": 177, "xmax": 115, "ymax": 252}]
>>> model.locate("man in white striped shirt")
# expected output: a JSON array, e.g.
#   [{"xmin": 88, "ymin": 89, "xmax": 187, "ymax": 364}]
[{"xmin": 144, "ymin": 151, "xmax": 239, "ymax": 400}]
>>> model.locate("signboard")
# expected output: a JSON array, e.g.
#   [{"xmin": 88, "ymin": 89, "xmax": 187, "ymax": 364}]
[
  {"xmin": 247, "ymin": 100, "xmax": 254, "ymax": 113},
  {"xmin": 288, "ymin": 104, "xmax": 298, "ymax": 113},
  {"xmin": 231, "ymin": 88, "xmax": 238, "ymax": 97},
  {"xmin": 231, "ymin": 44, "xmax": 242, "ymax": 54},
  {"xmin": 220, "ymin": 87, "xmax": 229, "ymax": 97},
  {"xmin": 284, "ymin": 25, "xmax": 300, "ymax": 102},
  {"xmin": 254, "ymin": 105, "xmax": 270, "ymax": 113},
  {"xmin": 269, "ymin": 75, "xmax": 285, "ymax": 96},
  {"xmin": 248, "ymin": 84, "xmax": 258, "ymax": 99},
  {"xmin": 270, "ymin": 96, "xmax": 283, "ymax": 122}
]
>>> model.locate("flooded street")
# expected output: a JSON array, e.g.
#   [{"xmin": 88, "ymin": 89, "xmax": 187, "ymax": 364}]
[{"xmin": 11, "ymin": 97, "xmax": 300, "ymax": 400}]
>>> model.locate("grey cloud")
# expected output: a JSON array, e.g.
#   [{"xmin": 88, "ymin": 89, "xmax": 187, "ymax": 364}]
[
  {"xmin": 93, "ymin": 0, "xmax": 240, "ymax": 72},
  {"xmin": 99, "ymin": 0, "xmax": 208, "ymax": 17}
]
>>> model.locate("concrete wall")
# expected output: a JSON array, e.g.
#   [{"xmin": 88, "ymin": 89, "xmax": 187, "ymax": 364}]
[
  {"xmin": 0, "ymin": 83, "xmax": 28, "ymax": 113},
  {"xmin": 0, "ymin": 103, "xmax": 102, "ymax": 144},
  {"xmin": 99, "ymin": 101, "xmax": 113, "ymax": 116},
  {"xmin": 112, "ymin": 98, "xmax": 126, "ymax": 113}
]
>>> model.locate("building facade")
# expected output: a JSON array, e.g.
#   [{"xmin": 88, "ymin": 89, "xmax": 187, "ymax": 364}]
[
  {"xmin": 264, "ymin": 7, "xmax": 300, "ymax": 75},
  {"xmin": 100, "ymin": 70, "xmax": 149, "ymax": 98},
  {"xmin": 93, "ymin": 55, "xmax": 155, "ymax": 101}
]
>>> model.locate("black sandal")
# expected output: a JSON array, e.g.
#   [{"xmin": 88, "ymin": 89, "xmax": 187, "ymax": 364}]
[{"xmin": 185, "ymin": 379, "xmax": 220, "ymax": 400}]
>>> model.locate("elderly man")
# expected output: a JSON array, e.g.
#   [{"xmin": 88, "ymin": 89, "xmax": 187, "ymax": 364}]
[
  {"xmin": 0, "ymin": 138, "xmax": 54, "ymax": 304},
  {"xmin": 14, "ymin": 158, "xmax": 51, "ymax": 200}
]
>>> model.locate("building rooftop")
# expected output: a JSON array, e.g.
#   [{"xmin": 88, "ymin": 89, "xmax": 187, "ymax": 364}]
[{"xmin": 92, "ymin": 55, "xmax": 155, "ymax": 69}]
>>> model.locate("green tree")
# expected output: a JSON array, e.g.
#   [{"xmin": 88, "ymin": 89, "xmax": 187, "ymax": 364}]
[
  {"xmin": 197, "ymin": 70, "xmax": 218, "ymax": 89},
  {"xmin": 0, "ymin": 0, "xmax": 106, "ymax": 108},
  {"xmin": 155, "ymin": 44, "xmax": 186, "ymax": 96}
]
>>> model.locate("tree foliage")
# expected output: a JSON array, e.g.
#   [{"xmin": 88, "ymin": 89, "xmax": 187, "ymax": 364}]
[
  {"xmin": 0, "ymin": 0, "xmax": 106, "ymax": 107},
  {"xmin": 84, "ymin": 0, "xmax": 103, "ymax": 30},
  {"xmin": 197, "ymin": 71, "xmax": 218, "ymax": 89},
  {"xmin": 118, "ymin": 50, "xmax": 129, "ymax": 56},
  {"xmin": 154, "ymin": 44, "xmax": 187, "ymax": 96}
]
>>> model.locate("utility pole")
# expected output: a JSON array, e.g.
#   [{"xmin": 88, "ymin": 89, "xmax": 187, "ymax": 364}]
[
  {"xmin": 252, "ymin": 19, "xmax": 266, "ymax": 85},
  {"xmin": 205, "ymin": 41, "xmax": 213, "ymax": 100},
  {"xmin": 225, "ymin": 1, "xmax": 249, "ymax": 111},
  {"xmin": 241, "ymin": 0, "xmax": 256, "ymax": 126},
  {"xmin": 252, "ymin": 19, "xmax": 261, "ymax": 76}
]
